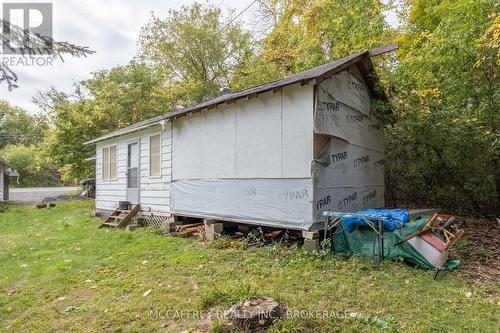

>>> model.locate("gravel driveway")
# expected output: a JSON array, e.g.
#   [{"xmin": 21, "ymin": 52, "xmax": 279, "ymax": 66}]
[{"xmin": 9, "ymin": 187, "xmax": 80, "ymax": 203}]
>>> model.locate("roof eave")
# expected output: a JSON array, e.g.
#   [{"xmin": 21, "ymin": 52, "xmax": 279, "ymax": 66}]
[{"xmin": 83, "ymin": 119, "xmax": 167, "ymax": 145}]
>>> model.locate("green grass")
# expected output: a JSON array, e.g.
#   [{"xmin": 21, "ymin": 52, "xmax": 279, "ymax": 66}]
[{"xmin": 0, "ymin": 201, "xmax": 498, "ymax": 332}]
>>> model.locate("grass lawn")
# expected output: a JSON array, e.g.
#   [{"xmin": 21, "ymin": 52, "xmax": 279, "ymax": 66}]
[{"xmin": 0, "ymin": 201, "xmax": 498, "ymax": 332}]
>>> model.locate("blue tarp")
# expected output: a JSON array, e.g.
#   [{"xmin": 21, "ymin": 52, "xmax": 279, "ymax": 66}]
[{"xmin": 341, "ymin": 208, "xmax": 410, "ymax": 233}]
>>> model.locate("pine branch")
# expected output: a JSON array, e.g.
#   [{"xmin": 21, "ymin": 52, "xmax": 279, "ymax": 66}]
[{"xmin": 0, "ymin": 19, "xmax": 96, "ymax": 90}]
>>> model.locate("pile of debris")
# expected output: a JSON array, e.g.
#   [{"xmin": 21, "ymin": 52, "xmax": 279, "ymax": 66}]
[{"xmin": 170, "ymin": 223, "xmax": 205, "ymax": 238}]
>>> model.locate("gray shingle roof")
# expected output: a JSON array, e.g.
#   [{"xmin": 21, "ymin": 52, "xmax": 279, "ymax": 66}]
[{"xmin": 85, "ymin": 50, "xmax": 371, "ymax": 145}]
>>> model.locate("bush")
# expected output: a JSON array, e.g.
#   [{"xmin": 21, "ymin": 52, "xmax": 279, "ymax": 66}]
[{"xmin": 1, "ymin": 144, "xmax": 63, "ymax": 187}]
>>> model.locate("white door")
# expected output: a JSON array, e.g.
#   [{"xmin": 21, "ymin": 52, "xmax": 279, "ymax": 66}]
[{"xmin": 127, "ymin": 142, "xmax": 140, "ymax": 203}]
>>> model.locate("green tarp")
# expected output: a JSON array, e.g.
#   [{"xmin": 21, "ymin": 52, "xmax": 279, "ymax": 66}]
[{"xmin": 332, "ymin": 217, "xmax": 460, "ymax": 270}]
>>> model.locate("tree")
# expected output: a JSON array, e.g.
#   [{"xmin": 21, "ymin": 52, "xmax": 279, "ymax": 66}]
[
  {"xmin": 230, "ymin": 0, "xmax": 395, "ymax": 88},
  {"xmin": 43, "ymin": 62, "xmax": 172, "ymax": 182},
  {"xmin": 0, "ymin": 100, "xmax": 48, "ymax": 150},
  {"xmin": 0, "ymin": 144, "xmax": 61, "ymax": 187},
  {"xmin": 138, "ymin": 3, "xmax": 252, "ymax": 104},
  {"xmin": 384, "ymin": 0, "xmax": 499, "ymax": 214},
  {"xmin": 0, "ymin": 18, "xmax": 94, "ymax": 91},
  {"xmin": 258, "ymin": 0, "xmax": 395, "ymax": 73}
]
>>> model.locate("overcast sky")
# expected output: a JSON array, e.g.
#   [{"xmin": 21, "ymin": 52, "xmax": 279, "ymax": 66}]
[{"xmin": 1, "ymin": 0, "xmax": 398, "ymax": 114}]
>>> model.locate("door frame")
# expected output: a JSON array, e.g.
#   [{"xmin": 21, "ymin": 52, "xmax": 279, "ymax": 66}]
[{"xmin": 126, "ymin": 140, "xmax": 140, "ymax": 203}]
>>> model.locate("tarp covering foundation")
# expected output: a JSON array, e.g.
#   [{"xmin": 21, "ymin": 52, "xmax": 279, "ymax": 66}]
[{"xmin": 170, "ymin": 178, "xmax": 313, "ymax": 230}]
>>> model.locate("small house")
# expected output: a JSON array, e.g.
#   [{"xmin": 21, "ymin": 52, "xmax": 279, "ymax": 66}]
[
  {"xmin": 85, "ymin": 50, "xmax": 389, "ymax": 231},
  {"xmin": 0, "ymin": 157, "xmax": 18, "ymax": 202}
]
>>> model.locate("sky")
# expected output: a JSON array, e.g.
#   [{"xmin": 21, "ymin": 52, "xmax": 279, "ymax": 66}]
[{"xmin": 0, "ymin": 0, "xmax": 398, "ymax": 114}]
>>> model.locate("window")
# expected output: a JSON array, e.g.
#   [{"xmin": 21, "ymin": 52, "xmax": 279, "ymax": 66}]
[
  {"xmin": 102, "ymin": 145, "xmax": 117, "ymax": 180},
  {"xmin": 150, "ymin": 134, "xmax": 161, "ymax": 176}
]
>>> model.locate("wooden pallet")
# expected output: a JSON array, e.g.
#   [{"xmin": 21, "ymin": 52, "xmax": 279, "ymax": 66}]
[{"xmin": 99, "ymin": 204, "xmax": 140, "ymax": 229}]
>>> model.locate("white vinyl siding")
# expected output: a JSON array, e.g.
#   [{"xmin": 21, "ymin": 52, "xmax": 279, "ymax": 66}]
[
  {"xmin": 102, "ymin": 145, "xmax": 117, "ymax": 180},
  {"xmin": 150, "ymin": 134, "xmax": 161, "ymax": 176},
  {"xmin": 95, "ymin": 124, "xmax": 172, "ymax": 213}
]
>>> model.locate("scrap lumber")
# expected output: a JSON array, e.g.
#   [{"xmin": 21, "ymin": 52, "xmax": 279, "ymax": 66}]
[{"xmin": 171, "ymin": 223, "xmax": 204, "ymax": 238}]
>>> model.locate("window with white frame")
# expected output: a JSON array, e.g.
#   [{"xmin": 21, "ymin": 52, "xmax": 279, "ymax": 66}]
[
  {"xmin": 150, "ymin": 134, "xmax": 161, "ymax": 176},
  {"xmin": 102, "ymin": 145, "xmax": 117, "ymax": 180}
]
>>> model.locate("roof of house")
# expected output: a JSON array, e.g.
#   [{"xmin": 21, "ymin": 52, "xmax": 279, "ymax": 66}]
[{"xmin": 84, "ymin": 50, "xmax": 386, "ymax": 145}]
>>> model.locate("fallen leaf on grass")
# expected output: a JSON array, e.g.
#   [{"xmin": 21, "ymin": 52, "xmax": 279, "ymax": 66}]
[{"xmin": 143, "ymin": 289, "xmax": 152, "ymax": 297}]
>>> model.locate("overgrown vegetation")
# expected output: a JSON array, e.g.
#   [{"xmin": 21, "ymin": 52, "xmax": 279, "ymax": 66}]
[
  {"xmin": 1, "ymin": 0, "xmax": 498, "ymax": 215},
  {"xmin": 0, "ymin": 201, "xmax": 498, "ymax": 332}
]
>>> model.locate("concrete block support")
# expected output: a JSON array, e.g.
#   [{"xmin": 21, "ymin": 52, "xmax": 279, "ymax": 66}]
[
  {"xmin": 302, "ymin": 231, "xmax": 320, "ymax": 240},
  {"xmin": 161, "ymin": 220, "xmax": 181, "ymax": 234},
  {"xmin": 304, "ymin": 239, "xmax": 320, "ymax": 252},
  {"xmin": 204, "ymin": 219, "xmax": 223, "ymax": 241},
  {"xmin": 302, "ymin": 230, "xmax": 320, "ymax": 251}
]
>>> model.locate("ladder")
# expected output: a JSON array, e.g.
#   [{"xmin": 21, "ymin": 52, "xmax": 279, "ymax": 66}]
[{"xmin": 99, "ymin": 204, "xmax": 140, "ymax": 229}]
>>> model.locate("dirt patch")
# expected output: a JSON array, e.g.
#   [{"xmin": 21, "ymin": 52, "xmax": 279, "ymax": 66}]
[{"xmin": 454, "ymin": 217, "xmax": 500, "ymax": 283}]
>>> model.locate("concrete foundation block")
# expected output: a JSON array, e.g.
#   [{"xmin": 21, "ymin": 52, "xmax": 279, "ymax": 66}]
[
  {"xmin": 205, "ymin": 232, "xmax": 216, "ymax": 241},
  {"xmin": 303, "ymin": 239, "xmax": 320, "ymax": 252},
  {"xmin": 302, "ymin": 231, "xmax": 320, "ymax": 240},
  {"xmin": 204, "ymin": 219, "xmax": 223, "ymax": 240},
  {"xmin": 161, "ymin": 221, "xmax": 180, "ymax": 234}
]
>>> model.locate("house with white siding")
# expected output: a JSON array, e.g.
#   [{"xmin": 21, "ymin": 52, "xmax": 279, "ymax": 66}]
[
  {"xmin": 84, "ymin": 50, "xmax": 390, "ymax": 231},
  {"xmin": 0, "ymin": 157, "xmax": 18, "ymax": 202}
]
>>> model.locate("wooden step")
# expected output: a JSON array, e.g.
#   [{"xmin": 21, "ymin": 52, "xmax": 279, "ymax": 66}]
[
  {"xmin": 101, "ymin": 222, "xmax": 119, "ymax": 227},
  {"xmin": 99, "ymin": 204, "xmax": 140, "ymax": 229}
]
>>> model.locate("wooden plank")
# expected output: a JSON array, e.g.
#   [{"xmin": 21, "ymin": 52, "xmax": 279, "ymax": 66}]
[
  {"xmin": 116, "ymin": 204, "xmax": 141, "ymax": 228},
  {"xmin": 99, "ymin": 204, "xmax": 140, "ymax": 229}
]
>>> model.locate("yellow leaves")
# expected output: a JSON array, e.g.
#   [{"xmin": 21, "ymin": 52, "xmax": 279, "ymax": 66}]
[
  {"xmin": 415, "ymin": 88, "xmax": 440, "ymax": 98},
  {"xmin": 420, "ymin": 107, "xmax": 432, "ymax": 117}
]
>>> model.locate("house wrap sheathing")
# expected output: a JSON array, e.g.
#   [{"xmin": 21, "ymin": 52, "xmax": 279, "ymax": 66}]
[{"xmin": 85, "ymin": 51, "xmax": 387, "ymax": 231}]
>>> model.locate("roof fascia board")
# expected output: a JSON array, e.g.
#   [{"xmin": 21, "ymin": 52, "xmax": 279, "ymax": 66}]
[{"xmin": 83, "ymin": 121, "xmax": 164, "ymax": 145}]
